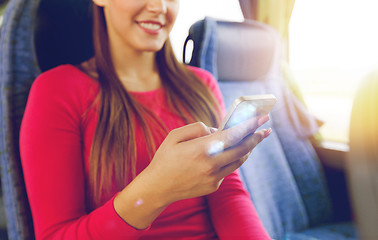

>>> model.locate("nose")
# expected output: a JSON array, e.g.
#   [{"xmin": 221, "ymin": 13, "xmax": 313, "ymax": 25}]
[{"xmin": 146, "ymin": 0, "xmax": 167, "ymax": 14}]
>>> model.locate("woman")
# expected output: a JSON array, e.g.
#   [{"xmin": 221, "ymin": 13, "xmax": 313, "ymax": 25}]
[{"xmin": 20, "ymin": 0, "xmax": 271, "ymax": 239}]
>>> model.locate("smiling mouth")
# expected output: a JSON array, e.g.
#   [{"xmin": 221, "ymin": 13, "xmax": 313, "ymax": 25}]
[{"xmin": 137, "ymin": 21, "xmax": 164, "ymax": 31}]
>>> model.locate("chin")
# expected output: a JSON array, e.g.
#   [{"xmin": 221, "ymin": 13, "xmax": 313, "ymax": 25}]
[
  {"xmin": 136, "ymin": 39, "xmax": 166, "ymax": 53},
  {"xmin": 142, "ymin": 44, "xmax": 165, "ymax": 53}
]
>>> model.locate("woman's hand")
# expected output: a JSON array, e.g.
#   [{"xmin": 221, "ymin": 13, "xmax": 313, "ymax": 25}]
[
  {"xmin": 147, "ymin": 115, "xmax": 271, "ymax": 203},
  {"xmin": 114, "ymin": 115, "xmax": 271, "ymax": 229}
]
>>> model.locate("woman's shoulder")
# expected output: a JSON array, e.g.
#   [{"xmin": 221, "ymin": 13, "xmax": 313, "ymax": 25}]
[
  {"xmin": 29, "ymin": 64, "xmax": 99, "ymax": 110},
  {"xmin": 32, "ymin": 64, "xmax": 99, "ymax": 100},
  {"xmin": 34, "ymin": 64, "xmax": 98, "ymax": 90}
]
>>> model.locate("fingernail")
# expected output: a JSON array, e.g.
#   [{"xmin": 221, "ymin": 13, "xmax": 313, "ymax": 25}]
[
  {"xmin": 209, "ymin": 127, "xmax": 217, "ymax": 134},
  {"xmin": 258, "ymin": 115, "xmax": 270, "ymax": 126},
  {"xmin": 264, "ymin": 128, "xmax": 272, "ymax": 138}
]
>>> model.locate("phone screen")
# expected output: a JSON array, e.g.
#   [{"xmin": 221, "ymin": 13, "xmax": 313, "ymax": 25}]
[{"xmin": 220, "ymin": 95, "xmax": 277, "ymax": 130}]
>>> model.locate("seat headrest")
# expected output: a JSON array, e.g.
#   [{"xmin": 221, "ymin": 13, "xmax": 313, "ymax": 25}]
[
  {"xmin": 215, "ymin": 20, "xmax": 279, "ymax": 82},
  {"xmin": 185, "ymin": 17, "xmax": 281, "ymax": 82},
  {"xmin": 34, "ymin": 0, "xmax": 93, "ymax": 72}
]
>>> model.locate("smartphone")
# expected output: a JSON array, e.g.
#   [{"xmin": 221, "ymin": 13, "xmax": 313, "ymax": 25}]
[{"xmin": 218, "ymin": 94, "xmax": 277, "ymax": 130}]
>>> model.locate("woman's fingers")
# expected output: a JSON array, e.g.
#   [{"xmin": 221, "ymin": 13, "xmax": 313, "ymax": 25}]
[
  {"xmin": 201, "ymin": 115, "xmax": 269, "ymax": 157},
  {"xmin": 211, "ymin": 129, "xmax": 268, "ymax": 169},
  {"xmin": 164, "ymin": 116, "xmax": 271, "ymax": 176},
  {"xmin": 215, "ymin": 137, "xmax": 265, "ymax": 179},
  {"xmin": 167, "ymin": 122, "xmax": 212, "ymax": 143},
  {"xmin": 216, "ymin": 115, "xmax": 270, "ymax": 149}
]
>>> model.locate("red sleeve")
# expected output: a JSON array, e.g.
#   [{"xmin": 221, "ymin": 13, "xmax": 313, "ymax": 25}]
[
  {"xmin": 20, "ymin": 66, "xmax": 148, "ymax": 239},
  {"xmin": 206, "ymin": 171, "xmax": 271, "ymax": 240},
  {"xmin": 188, "ymin": 67, "xmax": 270, "ymax": 239}
]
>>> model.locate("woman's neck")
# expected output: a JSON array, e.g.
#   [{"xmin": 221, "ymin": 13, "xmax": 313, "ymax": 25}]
[{"xmin": 111, "ymin": 44, "xmax": 162, "ymax": 92}]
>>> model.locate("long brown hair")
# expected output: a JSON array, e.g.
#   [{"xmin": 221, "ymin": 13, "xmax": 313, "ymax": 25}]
[{"xmin": 89, "ymin": 5, "xmax": 221, "ymax": 207}]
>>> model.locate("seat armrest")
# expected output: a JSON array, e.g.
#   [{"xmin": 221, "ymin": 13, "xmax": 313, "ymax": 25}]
[
  {"xmin": 315, "ymin": 141, "xmax": 349, "ymax": 169},
  {"xmin": 314, "ymin": 141, "xmax": 354, "ymax": 222}
]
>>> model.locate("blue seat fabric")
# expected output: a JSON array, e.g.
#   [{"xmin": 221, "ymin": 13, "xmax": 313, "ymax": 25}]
[
  {"xmin": 0, "ymin": 0, "xmax": 41, "ymax": 239},
  {"xmin": 284, "ymin": 223, "xmax": 357, "ymax": 240}
]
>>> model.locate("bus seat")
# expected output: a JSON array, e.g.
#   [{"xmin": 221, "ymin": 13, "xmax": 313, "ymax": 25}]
[
  {"xmin": 0, "ymin": 0, "xmax": 92, "ymax": 239},
  {"xmin": 347, "ymin": 70, "xmax": 378, "ymax": 240},
  {"xmin": 183, "ymin": 17, "xmax": 358, "ymax": 240},
  {"xmin": 0, "ymin": 0, "xmax": 39, "ymax": 238}
]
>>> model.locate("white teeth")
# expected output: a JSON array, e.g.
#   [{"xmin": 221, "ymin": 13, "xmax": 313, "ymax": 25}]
[{"xmin": 139, "ymin": 22, "xmax": 161, "ymax": 31}]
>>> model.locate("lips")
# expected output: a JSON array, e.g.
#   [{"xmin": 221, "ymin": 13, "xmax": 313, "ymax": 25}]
[{"xmin": 136, "ymin": 21, "xmax": 164, "ymax": 34}]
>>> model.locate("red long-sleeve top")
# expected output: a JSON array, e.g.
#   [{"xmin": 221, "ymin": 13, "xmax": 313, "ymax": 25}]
[{"xmin": 20, "ymin": 65, "xmax": 270, "ymax": 239}]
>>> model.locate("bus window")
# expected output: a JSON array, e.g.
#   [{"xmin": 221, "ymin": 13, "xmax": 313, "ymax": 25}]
[
  {"xmin": 170, "ymin": 0, "xmax": 244, "ymax": 61},
  {"xmin": 0, "ymin": 1, "xmax": 9, "ymax": 26},
  {"xmin": 289, "ymin": 0, "xmax": 378, "ymax": 144}
]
